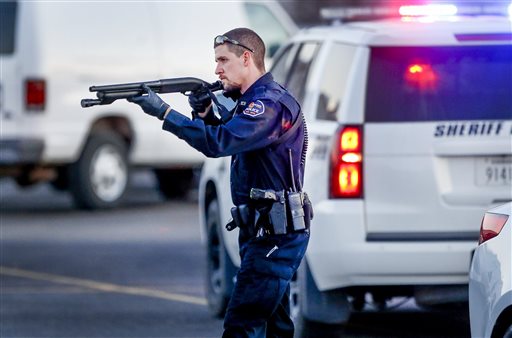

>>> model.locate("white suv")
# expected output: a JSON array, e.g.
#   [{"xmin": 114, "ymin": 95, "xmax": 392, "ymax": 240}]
[{"xmin": 198, "ymin": 4, "xmax": 512, "ymax": 334}]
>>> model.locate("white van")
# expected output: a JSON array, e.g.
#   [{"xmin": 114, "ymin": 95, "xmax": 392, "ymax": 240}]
[
  {"xmin": 198, "ymin": 3, "xmax": 512, "ymax": 335},
  {"xmin": 0, "ymin": 0, "xmax": 296, "ymax": 209}
]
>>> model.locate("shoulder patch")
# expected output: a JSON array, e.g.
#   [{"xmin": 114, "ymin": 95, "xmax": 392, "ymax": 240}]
[{"xmin": 243, "ymin": 100, "xmax": 265, "ymax": 117}]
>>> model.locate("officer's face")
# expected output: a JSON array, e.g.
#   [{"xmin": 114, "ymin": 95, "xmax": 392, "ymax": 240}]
[{"xmin": 214, "ymin": 44, "xmax": 246, "ymax": 93}]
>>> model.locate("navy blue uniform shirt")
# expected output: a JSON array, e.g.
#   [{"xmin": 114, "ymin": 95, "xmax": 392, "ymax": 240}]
[{"xmin": 162, "ymin": 73, "xmax": 305, "ymax": 205}]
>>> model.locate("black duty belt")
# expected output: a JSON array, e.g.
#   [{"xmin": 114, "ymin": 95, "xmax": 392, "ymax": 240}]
[{"xmin": 226, "ymin": 189, "xmax": 313, "ymax": 237}]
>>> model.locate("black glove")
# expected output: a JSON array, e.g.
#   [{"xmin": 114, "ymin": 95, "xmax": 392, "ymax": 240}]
[
  {"xmin": 127, "ymin": 84, "xmax": 169, "ymax": 120},
  {"xmin": 188, "ymin": 89, "xmax": 212, "ymax": 113}
]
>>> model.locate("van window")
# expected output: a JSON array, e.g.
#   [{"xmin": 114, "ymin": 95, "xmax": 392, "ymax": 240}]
[
  {"xmin": 0, "ymin": 1, "xmax": 17, "ymax": 54},
  {"xmin": 315, "ymin": 43, "xmax": 357, "ymax": 121},
  {"xmin": 243, "ymin": 3, "xmax": 291, "ymax": 56},
  {"xmin": 272, "ymin": 42, "xmax": 319, "ymax": 106},
  {"xmin": 365, "ymin": 45, "xmax": 512, "ymax": 122}
]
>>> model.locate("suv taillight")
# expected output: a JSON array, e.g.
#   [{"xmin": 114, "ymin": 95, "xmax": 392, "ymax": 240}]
[
  {"xmin": 25, "ymin": 79, "xmax": 46, "ymax": 111},
  {"xmin": 330, "ymin": 125, "xmax": 363, "ymax": 198},
  {"xmin": 478, "ymin": 212, "xmax": 509, "ymax": 245}
]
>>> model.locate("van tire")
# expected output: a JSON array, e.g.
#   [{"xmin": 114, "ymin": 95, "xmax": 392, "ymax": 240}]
[
  {"xmin": 205, "ymin": 199, "xmax": 236, "ymax": 318},
  {"xmin": 155, "ymin": 168, "xmax": 194, "ymax": 199},
  {"xmin": 69, "ymin": 132, "xmax": 129, "ymax": 209}
]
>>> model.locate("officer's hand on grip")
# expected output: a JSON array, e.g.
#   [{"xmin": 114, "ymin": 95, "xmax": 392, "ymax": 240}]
[
  {"xmin": 127, "ymin": 84, "xmax": 169, "ymax": 120},
  {"xmin": 188, "ymin": 90, "xmax": 212, "ymax": 114}
]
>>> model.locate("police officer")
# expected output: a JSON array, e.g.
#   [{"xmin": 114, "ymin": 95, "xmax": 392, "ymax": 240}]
[{"xmin": 128, "ymin": 28, "xmax": 309, "ymax": 338}]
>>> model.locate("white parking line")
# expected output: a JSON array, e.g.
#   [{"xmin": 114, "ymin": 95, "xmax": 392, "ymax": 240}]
[{"xmin": 0, "ymin": 266, "xmax": 207, "ymax": 306}]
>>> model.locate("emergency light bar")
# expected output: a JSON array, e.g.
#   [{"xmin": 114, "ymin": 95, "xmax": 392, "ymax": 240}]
[
  {"xmin": 320, "ymin": 3, "xmax": 512, "ymax": 22},
  {"xmin": 399, "ymin": 4, "xmax": 457, "ymax": 17}
]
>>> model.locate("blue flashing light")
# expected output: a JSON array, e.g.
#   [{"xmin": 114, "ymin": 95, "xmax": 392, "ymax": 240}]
[{"xmin": 399, "ymin": 4, "xmax": 458, "ymax": 17}]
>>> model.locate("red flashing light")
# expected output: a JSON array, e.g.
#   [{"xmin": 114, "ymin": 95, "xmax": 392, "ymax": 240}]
[
  {"xmin": 405, "ymin": 63, "xmax": 437, "ymax": 90},
  {"xmin": 25, "ymin": 79, "xmax": 46, "ymax": 111},
  {"xmin": 478, "ymin": 212, "xmax": 509, "ymax": 244},
  {"xmin": 330, "ymin": 125, "xmax": 363, "ymax": 198}
]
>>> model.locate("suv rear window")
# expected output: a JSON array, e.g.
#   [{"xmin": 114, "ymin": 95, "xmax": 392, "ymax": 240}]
[
  {"xmin": 365, "ymin": 45, "xmax": 512, "ymax": 122},
  {"xmin": 0, "ymin": 1, "xmax": 17, "ymax": 55}
]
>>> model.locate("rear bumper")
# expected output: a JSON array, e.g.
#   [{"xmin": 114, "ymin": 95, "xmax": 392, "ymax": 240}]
[
  {"xmin": 0, "ymin": 139, "xmax": 44, "ymax": 165},
  {"xmin": 307, "ymin": 200, "xmax": 477, "ymax": 292}
]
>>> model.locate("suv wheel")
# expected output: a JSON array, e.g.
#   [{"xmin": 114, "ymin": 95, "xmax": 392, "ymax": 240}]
[
  {"xmin": 205, "ymin": 199, "xmax": 236, "ymax": 318},
  {"xmin": 69, "ymin": 132, "xmax": 129, "ymax": 209}
]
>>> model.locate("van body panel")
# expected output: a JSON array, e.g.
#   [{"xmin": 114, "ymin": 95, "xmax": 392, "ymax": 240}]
[
  {"xmin": 0, "ymin": 0, "xmax": 297, "ymax": 175},
  {"xmin": 1, "ymin": 0, "xmax": 297, "ymax": 209}
]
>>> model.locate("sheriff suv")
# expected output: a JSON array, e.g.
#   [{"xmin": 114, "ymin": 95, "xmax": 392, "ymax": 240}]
[{"xmin": 198, "ymin": 3, "xmax": 512, "ymax": 335}]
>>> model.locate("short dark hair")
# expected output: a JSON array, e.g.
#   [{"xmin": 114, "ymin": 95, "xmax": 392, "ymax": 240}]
[{"xmin": 221, "ymin": 28, "xmax": 266, "ymax": 72}]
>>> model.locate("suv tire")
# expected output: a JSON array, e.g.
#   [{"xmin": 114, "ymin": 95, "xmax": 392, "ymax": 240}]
[
  {"xmin": 205, "ymin": 199, "xmax": 237, "ymax": 318},
  {"xmin": 294, "ymin": 260, "xmax": 352, "ymax": 337},
  {"xmin": 293, "ymin": 262, "xmax": 320, "ymax": 338}
]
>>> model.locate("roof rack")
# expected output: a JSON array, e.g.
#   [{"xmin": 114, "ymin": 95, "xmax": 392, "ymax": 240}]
[{"xmin": 320, "ymin": 3, "xmax": 512, "ymax": 24}]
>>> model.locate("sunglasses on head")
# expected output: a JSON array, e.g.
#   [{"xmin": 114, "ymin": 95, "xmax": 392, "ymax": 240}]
[{"xmin": 214, "ymin": 35, "xmax": 254, "ymax": 53}]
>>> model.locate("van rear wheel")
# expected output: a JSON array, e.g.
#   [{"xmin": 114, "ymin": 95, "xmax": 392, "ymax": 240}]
[{"xmin": 69, "ymin": 132, "xmax": 129, "ymax": 209}]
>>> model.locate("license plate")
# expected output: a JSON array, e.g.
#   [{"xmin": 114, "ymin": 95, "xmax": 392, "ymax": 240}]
[{"xmin": 475, "ymin": 156, "xmax": 512, "ymax": 186}]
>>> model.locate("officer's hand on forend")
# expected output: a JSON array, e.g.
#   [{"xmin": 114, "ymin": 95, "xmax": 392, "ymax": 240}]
[
  {"xmin": 127, "ymin": 84, "xmax": 169, "ymax": 120},
  {"xmin": 188, "ymin": 90, "xmax": 212, "ymax": 114}
]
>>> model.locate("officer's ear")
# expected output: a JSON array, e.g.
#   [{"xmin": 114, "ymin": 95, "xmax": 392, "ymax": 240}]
[{"xmin": 242, "ymin": 51, "xmax": 251, "ymax": 66}]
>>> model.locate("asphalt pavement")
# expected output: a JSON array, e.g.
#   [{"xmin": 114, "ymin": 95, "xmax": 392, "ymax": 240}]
[
  {"xmin": 1, "ymin": 173, "xmax": 224, "ymax": 338},
  {"xmin": 0, "ymin": 172, "xmax": 470, "ymax": 338}
]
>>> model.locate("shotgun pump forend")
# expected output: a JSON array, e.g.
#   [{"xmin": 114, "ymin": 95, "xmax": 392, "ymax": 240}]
[{"xmin": 81, "ymin": 77, "xmax": 223, "ymax": 108}]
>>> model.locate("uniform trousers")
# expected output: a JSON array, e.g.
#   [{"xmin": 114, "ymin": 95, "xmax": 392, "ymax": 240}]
[{"xmin": 222, "ymin": 228, "xmax": 309, "ymax": 338}]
